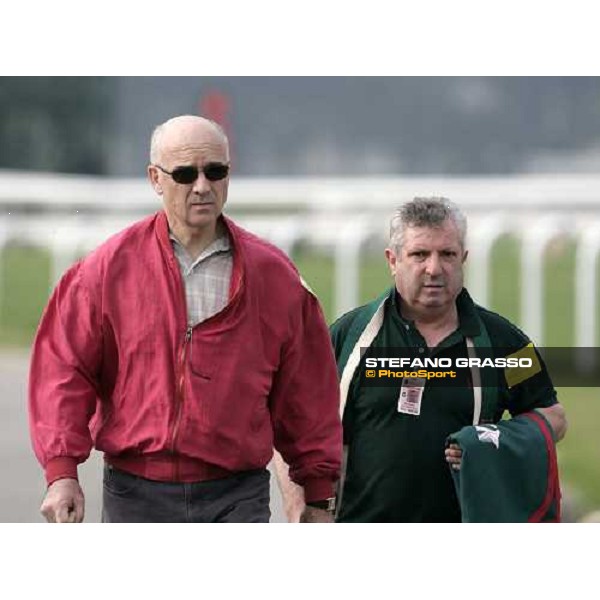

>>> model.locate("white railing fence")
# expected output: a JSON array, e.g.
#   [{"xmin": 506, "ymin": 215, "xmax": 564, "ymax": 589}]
[{"xmin": 1, "ymin": 170, "xmax": 599, "ymax": 347}]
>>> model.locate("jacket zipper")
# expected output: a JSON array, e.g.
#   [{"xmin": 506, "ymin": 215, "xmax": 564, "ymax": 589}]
[{"xmin": 169, "ymin": 324, "xmax": 192, "ymax": 480}]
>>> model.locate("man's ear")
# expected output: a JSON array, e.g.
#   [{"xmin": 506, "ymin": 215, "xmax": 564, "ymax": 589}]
[
  {"xmin": 462, "ymin": 249, "xmax": 469, "ymax": 264},
  {"xmin": 147, "ymin": 165, "xmax": 163, "ymax": 195},
  {"xmin": 384, "ymin": 247, "xmax": 398, "ymax": 277}
]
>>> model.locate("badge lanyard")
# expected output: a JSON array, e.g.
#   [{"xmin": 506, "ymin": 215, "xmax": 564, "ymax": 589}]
[{"xmin": 396, "ymin": 337, "xmax": 480, "ymax": 424}]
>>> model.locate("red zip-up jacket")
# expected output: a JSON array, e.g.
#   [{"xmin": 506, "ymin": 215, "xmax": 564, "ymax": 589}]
[{"xmin": 28, "ymin": 211, "xmax": 342, "ymax": 502}]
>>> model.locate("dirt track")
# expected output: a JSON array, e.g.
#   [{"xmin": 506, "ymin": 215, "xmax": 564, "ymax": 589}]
[{"xmin": 0, "ymin": 351, "xmax": 285, "ymax": 523}]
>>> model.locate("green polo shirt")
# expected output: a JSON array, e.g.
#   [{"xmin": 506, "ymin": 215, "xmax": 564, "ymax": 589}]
[{"xmin": 331, "ymin": 288, "xmax": 557, "ymax": 523}]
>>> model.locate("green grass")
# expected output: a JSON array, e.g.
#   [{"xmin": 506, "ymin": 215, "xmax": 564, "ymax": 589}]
[
  {"xmin": 293, "ymin": 250, "xmax": 391, "ymax": 320},
  {"xmin": 554, "ymin": 387, "xmax": 600, "ymax": 513},
  {"xmin": 489, "ymin": 234, "xmax": 521, "ymax": 325},
  {"xmin": 2, "ymin": 241, "xmax": 599, "ymax": 511},
  {"xmin": 0, "ymin": 245, "xmax": 51, "ymax": 347}
]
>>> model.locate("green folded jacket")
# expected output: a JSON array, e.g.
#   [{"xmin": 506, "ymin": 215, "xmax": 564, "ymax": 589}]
[{"xmin": 447, "ymin": 411, "xmax": 561, "ymax": 522}]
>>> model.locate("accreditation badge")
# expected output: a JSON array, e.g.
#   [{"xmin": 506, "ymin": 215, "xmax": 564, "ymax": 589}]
[{"xmin": 397, "ymin": 377, "xmax": 426, "ymax": 416}]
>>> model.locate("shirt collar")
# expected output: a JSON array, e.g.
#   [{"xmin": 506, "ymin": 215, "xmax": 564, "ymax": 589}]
[{"xmin": 169, "ymin": 222, "xmax": 231, "ymax": 266}]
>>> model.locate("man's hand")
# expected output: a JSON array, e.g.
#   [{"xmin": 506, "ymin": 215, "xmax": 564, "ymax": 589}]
[
  {"xmin": 271, "ymin": 452, "xmax": 306, "ymax": 523},
  {"xmin": 444, "ymin": 403, "xmax": 567, "ymax": 474},
  {"xmin": 536, "ymin": 404, "xmax": 568, "ymax": 442},
  {"xmin": 445, "ymin": 443, "xmax": 463, "ymax": 471},
  {"xmin": 300, "ymin": 506, "xmax": 334, "ymax": 523},
  {"xmin": 40, "ymin": 478, "xmax": 85, "ymax": 523}
]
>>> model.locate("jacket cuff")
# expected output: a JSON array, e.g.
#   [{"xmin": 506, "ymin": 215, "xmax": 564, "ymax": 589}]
[
  {"xmin": 303, "ymin": 478, "xmax": 336, "ymax": 503},
  {"xmin": 45, "ymin": 457, "xmax": 79, "ymax": 486}
]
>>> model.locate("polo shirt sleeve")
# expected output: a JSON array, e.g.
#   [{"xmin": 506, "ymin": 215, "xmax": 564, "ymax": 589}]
[
  {"xmin": 503, "ymin": 347, "xmax": 558, "ymax": 417},
  {"xmin": 482, "ymin": 312, "xmax": 558, "ymax": 417}
]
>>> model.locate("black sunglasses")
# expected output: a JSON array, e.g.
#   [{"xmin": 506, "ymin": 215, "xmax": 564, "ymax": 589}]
[{"xmin": 154, "ymin": 163, "xmax": 230, "ymax": 184}]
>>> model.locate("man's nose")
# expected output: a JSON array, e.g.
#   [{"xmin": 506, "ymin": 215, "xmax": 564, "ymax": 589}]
[
  {"xmin": 192, "ymin": 172, "xmax": 211, "ymax": 194},
  {"xmin": 425, "ymin": 253, "xmax": 442, "ymax": 276}
]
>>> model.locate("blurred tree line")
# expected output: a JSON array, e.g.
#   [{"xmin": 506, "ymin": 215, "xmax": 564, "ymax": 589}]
[
  {"xmin": 0, "ymin": 77, "xmax": 115, "ymax": 174},
  {"xmin": 2, "ymin": 77, "xmax": 600, "ymax": 176}
]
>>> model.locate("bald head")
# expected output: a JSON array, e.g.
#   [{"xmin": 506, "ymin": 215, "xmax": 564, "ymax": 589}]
[{"xmin": 150, "ymin": 115, "xmax": 229, "ymax": 165}]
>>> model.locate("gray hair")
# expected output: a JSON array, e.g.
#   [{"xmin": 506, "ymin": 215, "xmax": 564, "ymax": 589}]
[
  {"xmin": 149, "ymin": 116, "xmax": 229, "ymax": 164},
  {"xmin": 389, "ymin": 197, "xmax": 467, "ymax": 252}
]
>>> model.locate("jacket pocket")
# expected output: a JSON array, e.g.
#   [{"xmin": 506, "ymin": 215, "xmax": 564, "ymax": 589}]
[{"xmin": 188, "ymin": 329, "xmax": 224, "ymax": 380}]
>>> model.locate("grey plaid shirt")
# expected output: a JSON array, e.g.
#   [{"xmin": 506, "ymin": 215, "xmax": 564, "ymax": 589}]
[{"xmin": 170, "ymin": 229, "xmax": 233, "ymax": 326}]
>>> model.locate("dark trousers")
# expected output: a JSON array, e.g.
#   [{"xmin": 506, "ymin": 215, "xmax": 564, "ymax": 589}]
[{"xmin": 102, "ymin": 464, "xmax": 271, "ymax": 523}]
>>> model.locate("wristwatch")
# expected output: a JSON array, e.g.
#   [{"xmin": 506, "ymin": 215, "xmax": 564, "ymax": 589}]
[{"xmin": 305, "ymin": 497, "xmax": 336, "ymax": 512}]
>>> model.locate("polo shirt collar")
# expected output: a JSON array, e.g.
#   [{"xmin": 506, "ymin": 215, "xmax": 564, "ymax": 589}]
[{"xmin": 169, "ymin": 220, "xmax": 231, "ymax": 268}]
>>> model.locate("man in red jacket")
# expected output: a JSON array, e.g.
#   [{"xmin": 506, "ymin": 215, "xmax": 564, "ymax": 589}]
[{"xmin": 29, "ymin": 115, "xmax": 342, "ymax": 523}]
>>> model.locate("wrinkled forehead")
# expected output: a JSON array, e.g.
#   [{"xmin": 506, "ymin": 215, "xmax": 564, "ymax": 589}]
[{"xmin": 403, "ymin": 221, "xmax": 464, "ymax": 249}]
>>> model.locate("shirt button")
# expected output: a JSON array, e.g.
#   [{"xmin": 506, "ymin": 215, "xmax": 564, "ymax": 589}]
[
  {"xmin": 419, "ymin": 347, "xmax": 424, "ymax": 353},
  {"xmin": 405, "ymin": 325, "xmax": 410, "ymax": 331}
]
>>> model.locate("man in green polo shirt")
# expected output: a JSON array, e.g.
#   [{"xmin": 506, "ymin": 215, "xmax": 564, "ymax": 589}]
[{"xmin": 275, "ymin": 196, "xmax": 567, "ymax": 522}]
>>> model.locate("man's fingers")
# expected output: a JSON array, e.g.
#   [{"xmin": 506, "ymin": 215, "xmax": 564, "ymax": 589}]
[
  {"xmin": 40, "ymin": 478, "xmax": 85, "ymax": 523},
  {"xmin": 40, "ymin": 499, "xmax": 59, "ymax": 523},
  {"xmin": 55, "ymin": 503, "xmax": 71, "ymax": 523},
  {"xmin": 73, "ymin": 496, "xmax": 85, "ymax": 523},
  {"xmin": 43, "ymin": 501, "xmax": 82, "ymax": 523},
  {"xmin": 445, "ymin": 448, "xmax": 462, "ymax": 461},
  {"xmin": 41, "ymin": 506, "xmax": 55, "ymax": 523},
  {"xmin": 445, "ymin": 445, "xmax": 462, "ymax": 470}
]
